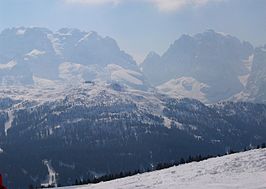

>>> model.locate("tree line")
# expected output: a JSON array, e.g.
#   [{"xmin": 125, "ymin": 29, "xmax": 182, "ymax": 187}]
[
  {"xmin": 61, "ymin": 142, "xmax": 266, "ymax": 188},
  {"xmin": 30, "ymin": 142, "xmax": 266, "ymax": 189}
]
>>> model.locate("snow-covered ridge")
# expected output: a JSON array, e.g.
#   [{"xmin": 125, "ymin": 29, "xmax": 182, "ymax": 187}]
[
  {"xmin": 60, "ymin": 149, "xmax": 266, "ymax": 189},
  {"xmin": 0, "ymin": 82, "xmax": 165, "ymax": 117},
  {"xmin": 0, "ymin": 27, "xmax": 143, "ymax": 90}
]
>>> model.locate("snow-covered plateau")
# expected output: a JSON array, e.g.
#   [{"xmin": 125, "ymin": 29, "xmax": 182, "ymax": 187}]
[{"xmin": 61, "ymin": 149, "xmax": 266, "ymax": 189}]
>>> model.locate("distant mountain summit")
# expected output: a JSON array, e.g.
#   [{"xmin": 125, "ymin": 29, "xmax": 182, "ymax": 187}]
[
  {"xmin": 141, "ymin": 30, "xmax": 263, "ymax": 103},
  {"xmin": 0, "ymin": 27, "xmax": 147, "ymax": 89},
  {"xmin": 1, "ymin": 28, "xmax": 266, "ymax": 103},
  {"xmin": 236, "ymin": 45, "xmax": 266, "ymax": 103}
]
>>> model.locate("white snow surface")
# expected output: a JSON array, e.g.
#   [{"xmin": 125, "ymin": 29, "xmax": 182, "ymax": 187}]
[
  {"xmin": 0, "ymin": 82, "xmax": 164, "ymax": 117},
  {"xmin": 4, "ymin": 110, "xmax": 14, "ymax": 136},
  {"xmin": 238, "ymin": 54, "xmax": 254, "ymax": 87},
  {"xmin": 25, "ymin": 49, "xmax": 46, "ymax": 57},
  {"xmin": 16, "ymin": 28, "xmax": 26, "ymax": 35},
  {"xmin": 0, "ymin": 60, "xmax": 17, "ymax": 70},
  {"xmin": 157, "ymin": 77, "xmax": 209, "ymax": 103},
  {"xmin": 58, "ymin": 62, "xmax": 88, "ymax": 82},
  {"xmin": 47, "ymin": 34, "xmax": 63, "ymax": 56},
  {"xmin": 0, "ymin": 84, "xmax": 67, "ymax": 102},
  {"xmin": 77, "ymin": 31, "xmax": 98, "ymax": 44},
  {"xmin": 42, "ymin": 160, "xmax": 58, "ymax": 187},
  {"xmin": 60, "ymin": 149, "xmax": 266, "ymax": 189},
  {"xmin": 58, "ymin": 62, "xmax": 145, "ymax": 87},
  {"xmin": 106, "ymin": 64, "xmax": 143, "ymax": 85},
  {"xmin": 33, "ymin": 76, "xmax": 57, "ymax": 86}
]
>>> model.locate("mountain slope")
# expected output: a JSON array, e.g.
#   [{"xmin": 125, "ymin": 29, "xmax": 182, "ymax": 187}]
[
  {"xmin": 1, "ymin": 83, "xmax": 266, "ymax": 188},
  {"xmin": 244, "ymin": 45, "xmax": 266, "ymax": 103},
  {"xmin": 142, "ymin": 30, "xmax": 254, "ymax": 103},
  {"xmin": 156, "ymin": 77, "xmax": 209, "ymax": 103},
  {"xmin": 0, "ymin": 27, "xmax": 147, "ymax": 89},
  {"xmin": 61, "ymin": 148, "xmax": 266, "ymax": 189},
  {"xmin": 2, "ymin": 28, "xmax": 266, "ymax": 103}
]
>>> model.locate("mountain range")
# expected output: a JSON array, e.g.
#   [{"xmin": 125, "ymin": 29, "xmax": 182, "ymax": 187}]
[
  {"xmin": 142, "ymin": 30, "xmax": 266, "ymax": 103},
  {"xmin": 1, "ymin": 28, "xmax": 266, "ymax": 103},
  {"xmin": 0, "ymin": 27, "xmax": 266, "ymax": 188},
  {"xmin": 0, "ymin": 27, "xmax": 147, "ymax": 90}
]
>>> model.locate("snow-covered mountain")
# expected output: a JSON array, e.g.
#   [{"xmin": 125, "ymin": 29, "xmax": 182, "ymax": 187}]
[
  {"xmin": 156, "ymin": 77, "xmax": 209, "ymax": 103},
  {"xmin": 1, "ymin": 27, "xmax": 266, "ymax": 188},
  {"xmin": 1, "ymin": 83, "xmax": 266, "ymax": 188},
  {"xmin": 0, "ymin": 27, "xmax": 147, "ymax": 89},
  {"xmin": 235, "ymin": 45, "xmax": 266, "ymax": 103},
  {"xmin": 142, "ymin": 30, "xmax": 257, "ymax": 103},
  {"xmin": 61, "ymin": 148, "xmax": 266, "ymax": 189},
  {"xmin": 1, "ymin": 28, "xmax": 266, "ymax": 103}
]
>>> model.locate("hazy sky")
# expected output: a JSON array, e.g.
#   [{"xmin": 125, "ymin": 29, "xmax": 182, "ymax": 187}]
[{"xmin": 0, "ymin": 0, "xmax": 266, "ymax": 62}]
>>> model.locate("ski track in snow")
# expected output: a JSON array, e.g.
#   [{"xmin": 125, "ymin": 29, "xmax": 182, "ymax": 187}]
[
  {"xmin": 4, "ymin": 110, "xmax": 14, "ymax": 136},
  {"xmin": 60, "ymin": 149, "xmax": 266, "ymax": 189},
  {"xmin": 42, "ymin": 160, "xmax": 58, "ymax": 187}
]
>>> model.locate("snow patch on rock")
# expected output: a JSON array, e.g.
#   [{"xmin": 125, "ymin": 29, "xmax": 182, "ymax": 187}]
[
  {"xmin": 16, "ymin": 28, "xmax": 26, "ymax": 35},
  {"xmin": 238, "ymin": 54, "xmax": 254, "ymax": 87},
  {"xmin": 5, "ymin": 110, "xmax": 14, "ymax": 136},
  {"xmin": 27, "ymin": 49, "xmax": 46, "ymax": 57},
  {"xmin": 157, "ymin": 77, "xmax": 209, "ymax": 103},
  {"xmin": 0, "ymin": 60, "xmax": 17, "ymax": 70},
  {"xmin": 107, "ymin": 64, "xmax": 143, "ymax": 86},
  {"xmin": 77, "ymin": 31, "xmax": 99, "ymax": 44},
  {"xmin": 47, "ymin": 34, "xmax": 63, "ymax": 56},
  {"xmin": 33, "ymin": 76, "xmax": 56, "ymax": 87}
]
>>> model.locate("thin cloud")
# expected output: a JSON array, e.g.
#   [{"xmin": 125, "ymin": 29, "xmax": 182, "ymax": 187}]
[
  {"xmin": 151, "ymin": 0, "xmax": 224, "ymax": 12},
  {"xmin": 64, "ymin": 0, "xmax": 120, "ymax": 5},
  {"xmin": 64, "ymin": 0, "xmax": 225, "ymax": 12}
]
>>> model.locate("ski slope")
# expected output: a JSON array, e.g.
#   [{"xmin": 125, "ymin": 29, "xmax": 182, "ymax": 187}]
[
  {"xmin": 61, "ymin": 149, "xmax": 266, "ymax": 189},
  {"xmin": 41, "ymin": 160, "xmax": 58, "ymax": 187}
]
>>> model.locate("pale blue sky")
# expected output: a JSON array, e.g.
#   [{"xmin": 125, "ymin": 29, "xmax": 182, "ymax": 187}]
[{"xmin": 0, "ymin": 0, "xmax": 266, "ymax": 62}]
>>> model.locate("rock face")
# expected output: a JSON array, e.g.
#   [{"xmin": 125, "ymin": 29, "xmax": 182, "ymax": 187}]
[
  {"xmin": 244, "ymin": 45, "xmax": 266, "ymax": 103},
  {"xmin": 0, "ymin": 27, "xmax": 147, "ymax": 89},
  {"xmin": 1, "ymin": 84, "xmax": 266, "ymax": 188},
  {"xmin": 142, "ymin": 30, "xmax": 255, "ymax": 103}
]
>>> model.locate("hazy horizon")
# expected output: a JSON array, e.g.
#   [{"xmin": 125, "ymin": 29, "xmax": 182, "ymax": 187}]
[{"xmin": 1, "ymin": 0, "xmax": 266, "ymax": 62}]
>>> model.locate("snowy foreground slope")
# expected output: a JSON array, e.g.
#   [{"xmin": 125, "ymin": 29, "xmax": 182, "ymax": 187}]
[{"xmin": 61, "ymin": 149, "xmax": 266, "ymax": 189}]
